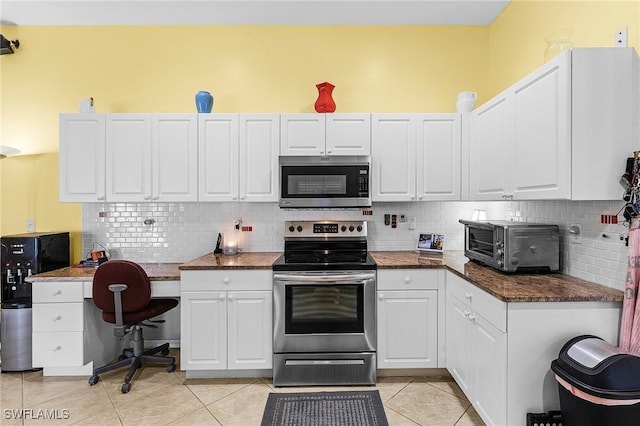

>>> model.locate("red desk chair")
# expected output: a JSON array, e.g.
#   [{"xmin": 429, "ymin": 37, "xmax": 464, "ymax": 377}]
[{"xmin": 88, "ymin": 260, "xmax": 178, "ymax": 393}]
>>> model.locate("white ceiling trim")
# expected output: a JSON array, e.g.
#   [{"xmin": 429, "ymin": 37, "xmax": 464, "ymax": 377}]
[{"xmin": 0, "ymin": 0, "xmax": 511, "ymax": 26}]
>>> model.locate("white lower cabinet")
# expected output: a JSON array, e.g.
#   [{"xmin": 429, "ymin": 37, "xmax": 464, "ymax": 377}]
[
  {"xmin": 446, "ymin": 273, "xmax": 507, "ymax": 426},
  {"xmin": 31, "ymin": 281, "xmax": 118, "ymax": 375},
  {"xmin": 445, "ymin": 271, "xmax": 622, "ymax": 426},
  {"xmin": 376, "ymin": 269, "xmax": 442, "ymax": 369},
  {"xmin": 180, "ymin": 270, "xmax": 272, "ymax": 372}
]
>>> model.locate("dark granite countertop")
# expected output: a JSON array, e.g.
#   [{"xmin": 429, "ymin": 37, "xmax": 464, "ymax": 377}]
[
  {"xmin": 370, "ymin": 251, "xmax": 624, "ymax": 303},
  {"xmin": 27, "ymin": 250, "xmax": 623, "ymax": 303},
  {"xmin": 179, "ymin": 252, "xmax": 282, "ymax": 270},
  {"xmin": 27, "ymin": 263, "xmax": 183, "ymax": 282}
]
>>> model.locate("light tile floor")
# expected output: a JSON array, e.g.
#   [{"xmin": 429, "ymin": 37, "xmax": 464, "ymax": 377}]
[{"xmin": 0, "ymin": 349, "xmax": 484, "ymax": 426}]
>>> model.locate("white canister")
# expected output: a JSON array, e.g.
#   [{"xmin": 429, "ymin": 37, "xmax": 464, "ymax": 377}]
[{"xmin": 456, "ymin": 91, "xmax": 477, "ymax": 113}]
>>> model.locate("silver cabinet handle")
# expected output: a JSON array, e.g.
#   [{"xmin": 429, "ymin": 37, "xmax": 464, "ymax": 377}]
[
  {"xmin": 53, "ymin": 345, "xmax": 62, "ymax": 351},
  {"xmin": 53, "ymin": 315, "xmax": 62, "ymax": 321}
]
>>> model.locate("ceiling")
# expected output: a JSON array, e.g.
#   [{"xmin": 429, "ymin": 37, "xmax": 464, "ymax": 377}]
[{"xmin": 0, "ymin": 0, "xmax": 511, "ymax": 26}]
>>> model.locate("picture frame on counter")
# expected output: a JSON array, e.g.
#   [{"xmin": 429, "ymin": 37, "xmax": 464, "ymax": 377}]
[{"xmin": 416, "ymin": 233, "xmax": 445, "ymax": 253}]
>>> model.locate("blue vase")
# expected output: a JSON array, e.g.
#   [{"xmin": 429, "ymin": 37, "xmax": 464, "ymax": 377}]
[{"xmin": 195, "ymin": 91, "xmax": 214, "ymax": 113}]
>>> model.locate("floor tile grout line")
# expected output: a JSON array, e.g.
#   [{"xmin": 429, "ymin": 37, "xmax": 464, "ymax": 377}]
[{"xmin": 382, "ymin": 404, "xmax": 422, "ymax": 426}]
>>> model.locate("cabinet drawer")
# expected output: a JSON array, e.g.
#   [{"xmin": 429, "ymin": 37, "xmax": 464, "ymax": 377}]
[
  {"xmin": 377, "ymin": 269, "xmax": 440, "ymax": 290},
  {"xmin": 32, "ymin": 332, "xmax": 84, "ymax": 367},
  {"xmin": 33, "ymin": 303, "xmax": 83, "ymax": 332},
  {"xmin": 33, "ymin": 282, "xmax": 84, "ymax": 303},
  {"xmin": 181, "ymin": 270, "xmax": 272, "ymax": 291},
  {"xmin": 446, "ymin": 272, "xmax": 506, "ymax": 332}
]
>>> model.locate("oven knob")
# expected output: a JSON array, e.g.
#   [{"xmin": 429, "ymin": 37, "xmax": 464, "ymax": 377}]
[
  {"xmin": 349, "ymin": 225, "xmax": 355, "ymax": 232},
  {"xmin": 496, "ymin": 249, "xmax": 503, "ymax": 257},
  {"xmin": 341, "ymin": 225, "xmax": 347, "ymax": 232},
  {"xmin": 496, "ymin": 259, "xmax": 503, "ymax": 267},
  {"xmin": 288, "ymin": 226, "xmax": 295, "ymax": 233},
  {"xmin": 297, "ymin": 225, "xmax": 303, "ymax": 232},
  {"xmin": 356, "ymin": 225, "xmax": 362, "ymax": 232}
]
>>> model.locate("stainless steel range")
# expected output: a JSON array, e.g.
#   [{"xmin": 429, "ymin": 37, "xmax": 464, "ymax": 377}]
[{"xmin": 272, "ymin": 220, "xmax": 377, "ymax": 387}]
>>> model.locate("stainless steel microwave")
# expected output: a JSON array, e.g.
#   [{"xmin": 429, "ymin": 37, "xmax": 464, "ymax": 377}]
[
  {"xmin": 459, "ymin": 219, "xmax": 560, "ymax": 273},
  {"xmin": 279, "ymin": 156, "xmax": 371, "ymax": 208}
]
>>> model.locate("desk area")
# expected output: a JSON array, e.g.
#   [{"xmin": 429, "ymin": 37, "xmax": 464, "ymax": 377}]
[{"xmin": 27, "ymin": 263, "xmax": 182, "ymax": 376}]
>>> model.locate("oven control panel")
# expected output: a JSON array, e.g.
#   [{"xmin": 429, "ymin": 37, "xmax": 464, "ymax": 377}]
[{"xmin": 285, "ymin": 221, "xmax": 367, "ymax": 237}]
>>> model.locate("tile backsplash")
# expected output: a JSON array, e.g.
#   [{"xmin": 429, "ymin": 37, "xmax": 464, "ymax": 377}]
[{"xmin": 83, "ymin": 199, "xmax": 629, "ymax": 290}]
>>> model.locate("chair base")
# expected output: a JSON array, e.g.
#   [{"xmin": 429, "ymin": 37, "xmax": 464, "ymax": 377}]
[{"xmin": 88, "ymin": 341, "xmax": 176, "ymax": 393}]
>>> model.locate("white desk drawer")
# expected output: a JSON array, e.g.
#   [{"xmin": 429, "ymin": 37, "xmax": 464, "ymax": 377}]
[
  {"xmin": 33, "ymin": 303, "xmax": 83, "ymax": 332},
  {"xmin": 33, "ymin": 282, "xmax": 83, "ymax": 303},
  {"xmin": 378, "ymin": 269, "xmax": 440, "ymax": 290},
  {"xmin": 32, "ymin": 332, "xmax": 84, "ymax": 367}
]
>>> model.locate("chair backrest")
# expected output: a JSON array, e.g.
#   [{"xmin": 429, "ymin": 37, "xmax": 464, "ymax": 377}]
[{"xmin": 92, "ymin": 260, "xmax": 151, "ymax": 314}]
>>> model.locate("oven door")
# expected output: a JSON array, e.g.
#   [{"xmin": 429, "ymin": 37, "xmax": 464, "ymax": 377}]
[
  {"xmin": 273, "ymin": 271, "xmax": 376, "ymax": 353},
  {"xmin": 463, "ymin": 223, "xmax": 502, "ymax": 267},
  {"xmin": 279, "ymin": 156, "xmax": 370, "ymax": 208}
]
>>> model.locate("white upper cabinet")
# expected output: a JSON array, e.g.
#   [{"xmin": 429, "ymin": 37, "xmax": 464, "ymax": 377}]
[
  {"xmin": 106, "ymin": 114, "xmax": 197, "ymax": 202},
  {"xmin": 239, "ymin": 114, "xmax": 280, "ymax": 202},
  {"xmin": 372, "ymin": 114, "xmax": 416, "ymax": 202},
  {"xmin": 469, "ymin": 47, "xmax": 639, "ymax": 201},
  {"xmin": 199, "ymin": 113, "xmax": 280, "ymax": 202},
  {"xmin": 417, "ymin": 114, "xmax": 461, "ymax": 201},
  {"xmin": 106, "ymin": 114, "xmax": 153, "ymax": 202},
  {"xmin": 372, "ymin": 113, "xmax": 461, "ymax": 202},
  {"xmin": 325, "ymin": 114, "xmax": 371, "ymax": 156},
  {"xmin": 59, "ymin": 114, "xmax": 106, "ymax": 203},
  {"xmin": 199, "ymin": 114, "xmax": 239, "ymax": 201},
  {"xmin": 469, "ymin": 96, "xmax": 511, "ymax": 200},
  {"xmin": 152, "ymin": 114, "xmax": 198, "ymax": 202},
  {"xmin": 280, "ymin": 113, "xmax": 371, "ymax": 156}
]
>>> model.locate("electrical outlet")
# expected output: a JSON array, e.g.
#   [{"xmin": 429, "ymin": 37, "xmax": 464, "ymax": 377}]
[
  {"xmin": 399, "ymin": 214, "xmax": 407, "ymax": 223},
  {"xmin": 569, "ymin": 223, "xmax": 583, "ymax": 244},
  {"xmin": 408, "ymin": 217, "xmax": 417, "ymax": 230},
  {"xmin": 26, "ymin": 219, "xmax": 35, "ymax": 232},
  {"xmin": 615, "ymin": 27, "xmax": 628, "ymax": 47}
]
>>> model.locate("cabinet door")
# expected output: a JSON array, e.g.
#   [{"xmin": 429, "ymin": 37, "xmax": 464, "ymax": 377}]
[
  {"xmin": 59, "ymin": 114, "xmax": 106, "ymax": 202},
  {"xmin": 416, "ymin": 114, "xmax": 461, "ymax": 201},
  {"xmin": 180, "ymin": 291, "xmax": 227, "ymax": 370},
  {"xmin": 446, "ymin": 294, "xmax": 473, "ymax": 396},
  {"xmin": 198, "ymin": 114, "xmax": 239, "ymax": 201},
  {"xmin": 371, "ymin": 114, "xmax": 416, "ymax": 201},
  {"xmin": 468, "ymin": 96, "xmax": 510, "ymax": 201},
  {"xmin": 325, "ymin": 113, "xmax": 371, "ymax": 156},
  {"xmin": 280, "ymin": 114, "xmax": 326, "ymax": 156},
  {"xmin": 239, "ymin": 114, "xmax": 280, "ymax": 202},
  {"xmin": 227, "ymin": 291, "xmax": 272, "ymax": 370},
  {"xmin": 511, "ymin": 52, "xmax": 570, "ymax": 200},
  {"xmin": 472, "ymin": 313, "xmax": 507, "ymax": 426},
  {"xmin": 152, "ymin": 114, "xmax": 198, "ymax": 202},
  {"xmin": 377, "ymin": 290, "xmax": 438, "ymax": 368},
  {"xmin": 106, "ymin": 114, "xmax": 152, "ymax": 202}
]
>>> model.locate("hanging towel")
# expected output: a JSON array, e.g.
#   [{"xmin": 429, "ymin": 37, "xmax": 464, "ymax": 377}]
[{"xmin": 620, "ymin": 219, "xmax": 640, "ymax": 354}]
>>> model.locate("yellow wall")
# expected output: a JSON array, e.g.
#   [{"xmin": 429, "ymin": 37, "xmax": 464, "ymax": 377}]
[
  {"xmin": 0, "ymin": 154, "xmax": 83, "ymax": 261},
  {"xmin": 0, "ymin": 25, "xmax": 489, "ymax": 261},
  {"xmin": 488, "ymin": 0, "xmax": 640, "ymax": 96},
  {"xmin": 1, "ymin": 2, "xmax": 639, "ymax": 262}
]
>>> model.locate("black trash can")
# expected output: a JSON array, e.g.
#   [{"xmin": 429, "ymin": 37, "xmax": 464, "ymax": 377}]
[{"xmin": 550, "ymin": 335, "xmax": 640, "ymax": 426}]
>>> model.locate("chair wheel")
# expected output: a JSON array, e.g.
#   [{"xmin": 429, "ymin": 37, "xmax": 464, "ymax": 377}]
[
  {"xmin": 121, "ymin": 383, "xmax": 131, "ymax": 393},
  {"xmin": 161, "ymin": 348, "xmax": 170, "ymax": 356},
  {"xmin": 88, "ymin": 375, "xmax": 100, "ymax": 386},
  {"xmin": 167, "ymin": 363, "xmax": 176, "ymax": 373}
]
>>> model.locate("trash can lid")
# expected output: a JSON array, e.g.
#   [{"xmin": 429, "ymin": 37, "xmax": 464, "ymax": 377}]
[{"xmin": 551, "ymin": 335, "xmax": 640, "ymax": 399}]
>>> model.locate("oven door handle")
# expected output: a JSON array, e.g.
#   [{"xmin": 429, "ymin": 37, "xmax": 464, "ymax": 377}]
[{"xmin": 273, "ymin": 273, "xmax": 375, "ymax": 283}]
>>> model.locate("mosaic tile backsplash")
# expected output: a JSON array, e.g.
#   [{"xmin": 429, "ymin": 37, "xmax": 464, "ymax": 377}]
[{"xmin": 83, "ymin": 199, "xmax": 629, "ymax": 290}]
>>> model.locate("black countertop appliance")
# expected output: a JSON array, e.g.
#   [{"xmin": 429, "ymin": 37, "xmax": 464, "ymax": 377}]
[{"xmin": 1, "ymin": 232, "xmax": 70, "ymax": 372}]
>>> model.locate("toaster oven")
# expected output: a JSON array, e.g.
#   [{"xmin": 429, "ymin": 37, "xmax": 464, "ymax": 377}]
[{"xmin": 459, "ymin": 219, "xmax": 560, "ymax": 273}]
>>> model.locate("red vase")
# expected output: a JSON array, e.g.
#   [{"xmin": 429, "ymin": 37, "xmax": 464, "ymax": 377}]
[{"xmin": 314, "ymin": 82, "xmax": 336, "ymax": 113}]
